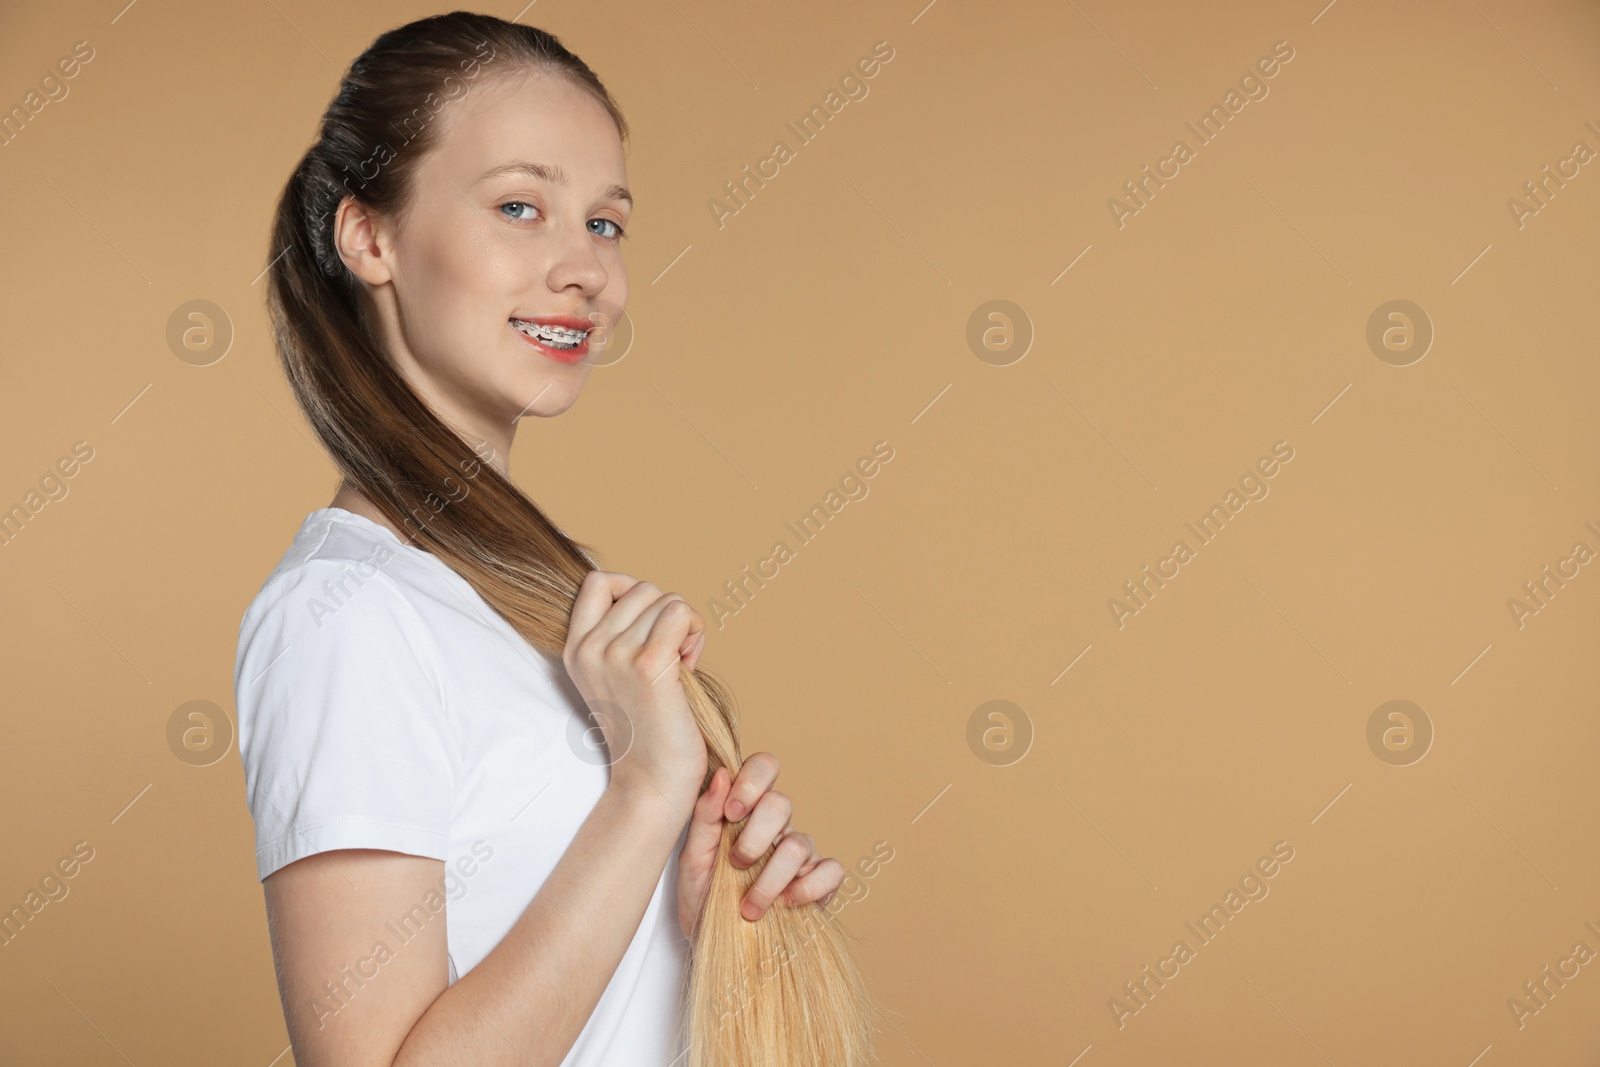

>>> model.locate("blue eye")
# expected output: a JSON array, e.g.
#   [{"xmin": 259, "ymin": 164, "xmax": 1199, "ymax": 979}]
[{"xmin": 498, "ymin": 201, "xmax": 625, "ymax": 240}]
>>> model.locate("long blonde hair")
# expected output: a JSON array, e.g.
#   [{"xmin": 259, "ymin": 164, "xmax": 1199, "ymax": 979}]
[{"xmin": 264, "ymin": 11, "xmax": 875, "ymax": 1065}]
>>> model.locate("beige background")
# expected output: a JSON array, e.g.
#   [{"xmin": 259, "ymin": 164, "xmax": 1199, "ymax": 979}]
[{"xmin": 2, "ymin": 0, "xmax": 1597, "ymax": 1063}]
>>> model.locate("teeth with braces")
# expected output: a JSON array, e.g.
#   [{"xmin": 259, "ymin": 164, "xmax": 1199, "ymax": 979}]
[{"xmin": 511, "ymin": 319, "xmax": 590, "ymax": 349}]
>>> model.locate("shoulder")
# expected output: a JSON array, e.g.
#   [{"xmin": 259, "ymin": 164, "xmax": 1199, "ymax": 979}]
[
  {"xmin": 240, "ymin": 510, "xmax": 434, "ymax": 623},
  {"xmin": 233, "ymin": 516, "xmax": 463, "ymax": 783},
  {"xmin": 234, "ymin": 512, "xmax": 447, "ymax": 689}
]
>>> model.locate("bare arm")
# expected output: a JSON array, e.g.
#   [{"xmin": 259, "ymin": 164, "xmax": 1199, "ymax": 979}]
[{"xmin": 264, "ymin": 781, "xmax": 690, "ymax": 1067}]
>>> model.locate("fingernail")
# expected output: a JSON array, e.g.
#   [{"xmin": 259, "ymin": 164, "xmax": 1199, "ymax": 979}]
[
  {"xmin": 726, "ymin": 799, "xmax": 745, "ymax": 821},
  {"xmin": 741, "ymin": 899, "xmax": 762, "ymax": 920}
]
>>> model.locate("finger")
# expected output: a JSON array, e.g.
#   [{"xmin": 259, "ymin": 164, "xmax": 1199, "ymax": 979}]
[
  {"xmin": 685, "ymin": 767, "xmax": 731, "ymax": 852},
  {"xmin": 599, "ymin": 579, "xmax": 671, "ymax": 647},
  {"xmin": 677, "ymin": 602, "xmax": 706, "ymax": 649},
  {"xmin": 588, "ymin": 584, "xmax": 681, "ymax": 683},
  {"xmin": 647, "ymin": 596, "xmax": 704, "ymax": 675},
  {"xmin": 692, "ymin": 767, "xmax": 731, "ymax": 827},
  {"xmin": 681, "ymin": 629, "xmax": 707, "ymax": 673},
  {"xmin": 780, "ymin": 856, "xmax": 846, "ymax": 908},
  {"xmin": 608, "ymin": 587, "xmax": 693, "ymax": 654},
  {"xmin": 729, "ymin": 790, "xmax": 791, "ymax": 868},
  {"xmin": 740, "ymin": 832, "xmax": 813, "ymax": 920},
  {"xmin": 629, "ymin": 598, "xmax": 703, "ymax": 685},
  {"xmin": 724, "ymin": 751, "xmax": 779, "ymax": 823},
  {"xmin": 564, "ymin": 571, "xmax": 638, "ymax": 663}
]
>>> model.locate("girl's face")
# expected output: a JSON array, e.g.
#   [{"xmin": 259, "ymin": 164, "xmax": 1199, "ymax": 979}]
[{"xmin": 338, "ymin": 67, "xmax": 631, "ymax": 458}]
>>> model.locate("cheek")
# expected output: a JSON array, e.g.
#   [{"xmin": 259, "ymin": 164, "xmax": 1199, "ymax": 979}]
[
  {"xmin": 404, "ymin": 243, "xmax": 517, "ymax": 357},
  {"xmin": 450, "ymin": 244, "xmax": 519, "ymax": 312},
  {"xmin": 601, "ymin": 254, "xmax": 629, "ymax": 308}
]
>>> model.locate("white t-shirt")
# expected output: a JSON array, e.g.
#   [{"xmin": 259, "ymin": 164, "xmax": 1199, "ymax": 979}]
[{"xmin": 233, "ymin": 507, "xmax": 690, "ymax": 1065}]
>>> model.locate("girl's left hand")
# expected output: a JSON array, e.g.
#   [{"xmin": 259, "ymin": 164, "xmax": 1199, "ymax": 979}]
[{"xmin": 677, "ymin": 751, "xmax": 846, "ymax": 941}]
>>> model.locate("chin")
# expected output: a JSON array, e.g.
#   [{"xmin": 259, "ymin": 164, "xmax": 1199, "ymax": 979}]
[{"xmin": 508, "ymin": 380, "xmax": 584, "ymax": 420}]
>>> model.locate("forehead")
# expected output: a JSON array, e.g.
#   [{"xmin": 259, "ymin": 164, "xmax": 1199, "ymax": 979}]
[{"xmin": 425, "ymin": 67, "xmax": 626, "ymax": 187}]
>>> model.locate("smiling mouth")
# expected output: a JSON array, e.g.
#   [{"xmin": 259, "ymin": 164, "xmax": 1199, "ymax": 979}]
[{"xmin": 509, "ymin": 318, "xmax": 591, "ymax": 350}]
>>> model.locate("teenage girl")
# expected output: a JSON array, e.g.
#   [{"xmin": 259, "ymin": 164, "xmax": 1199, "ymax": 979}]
[{"xmin": 236, "ymin": 13, "xmax": 853, "ymax": 1066}]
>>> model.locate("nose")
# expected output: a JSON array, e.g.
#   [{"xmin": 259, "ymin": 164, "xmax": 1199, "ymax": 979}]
[{"xmin": 542, "ymin": 218, "xmax": 610, "ymax": 297}]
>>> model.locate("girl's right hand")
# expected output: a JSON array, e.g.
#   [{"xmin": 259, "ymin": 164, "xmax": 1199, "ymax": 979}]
[{"xmin": 562, "ymin": 570, "xmax": 709, "ymax": 812}]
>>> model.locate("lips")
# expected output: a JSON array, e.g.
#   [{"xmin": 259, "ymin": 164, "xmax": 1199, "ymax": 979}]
[{"xmin": 510, "ymin": 316, "xmax": 592, "ymax": 363}]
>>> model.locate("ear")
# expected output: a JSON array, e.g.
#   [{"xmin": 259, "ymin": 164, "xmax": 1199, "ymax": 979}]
[{"xmin": 333, "ymin": 195, "xmax": 395, "ymax": 286}]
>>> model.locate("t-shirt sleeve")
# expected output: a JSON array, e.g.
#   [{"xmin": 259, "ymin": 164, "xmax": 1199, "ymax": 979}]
[{"xmin": 234, "ymin": 559, "xmax": 457, "ymax": 882}]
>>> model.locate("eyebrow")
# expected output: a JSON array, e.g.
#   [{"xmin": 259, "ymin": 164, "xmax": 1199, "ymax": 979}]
[{"xmin": 475, "ymin": 160, "xmax": 632, "ymax": 207}]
